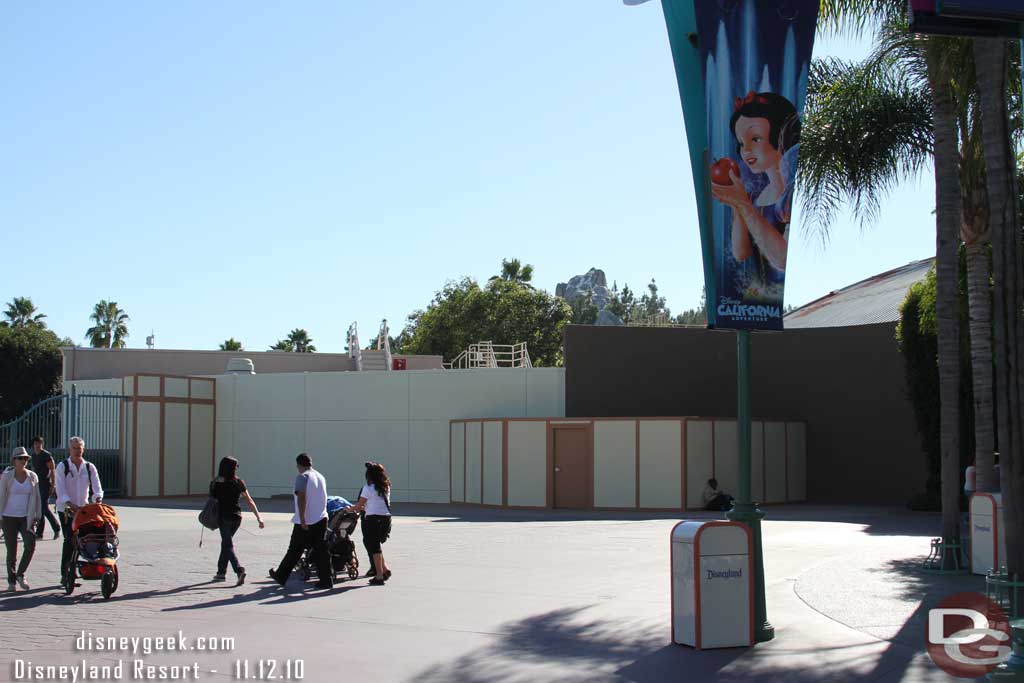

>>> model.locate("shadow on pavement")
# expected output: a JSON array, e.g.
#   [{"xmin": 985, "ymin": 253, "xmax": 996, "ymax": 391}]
[{"xmin": 410, "ymin": 605, "xmax": 749, "ymax": 683}]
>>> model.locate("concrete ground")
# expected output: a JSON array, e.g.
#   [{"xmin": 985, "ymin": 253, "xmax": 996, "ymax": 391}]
[{"xmin": 0, "ymin": 501, "xmax": 985, "ymax": 682}]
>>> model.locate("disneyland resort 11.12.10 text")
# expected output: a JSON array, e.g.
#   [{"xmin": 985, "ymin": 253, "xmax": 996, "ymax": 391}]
[{"xmin": 13, "ymin": 659, "xmax": 202, "ymax": 681}]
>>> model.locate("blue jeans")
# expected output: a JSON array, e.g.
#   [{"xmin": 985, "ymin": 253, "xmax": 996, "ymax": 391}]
[{"xmin": 217, "ymin": 516, "xmax": 242, "ymax": 575}]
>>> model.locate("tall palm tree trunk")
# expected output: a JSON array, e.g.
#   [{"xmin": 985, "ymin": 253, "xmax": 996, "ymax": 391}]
[
  {"xmin": 929, "ymin": 57, "xmax": 963, "ymax": 556},
  {"xmin": 974, "ymin": 36, "xmax": 1024, "ymax": 576},
  {"xmin": 965, "ymin": 240, "xmax": 997, "ymax": 492}
]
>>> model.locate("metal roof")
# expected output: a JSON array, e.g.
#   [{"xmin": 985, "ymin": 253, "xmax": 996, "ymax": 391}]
[{"xmin": 783, "ymin": 258, "xmax": 934, "ymax": 329}]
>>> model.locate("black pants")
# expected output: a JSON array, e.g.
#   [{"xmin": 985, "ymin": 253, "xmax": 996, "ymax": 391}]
[
  {"xmin": 217, "ymin": 515, "xmax": 242, "ymax": 575},
  {"xmin": 2, "ymin": 516, "xmax": 36, "ymax": 583},
  {"xmin": 704, "ymin": 494, "xmax": 734, "ymax": 512},
  {"xmin": 34, "ymin": 482, "xmax": 59, "ymax": 536},
  {"xmin": 60, "ymin": 511, "xmax": 75, "ymax": 582},
  {"xmin": 274, "ymin": 519, "xmax": 331, "ymax": 587},
  {"xmin": 361, "ymin": 515, "xmax": 392, "ymax": 558}
]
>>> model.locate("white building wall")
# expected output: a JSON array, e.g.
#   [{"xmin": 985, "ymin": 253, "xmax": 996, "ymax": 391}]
[{"xmin": 216, "ymin": 368, "xmax": 565, "ymax": 501}]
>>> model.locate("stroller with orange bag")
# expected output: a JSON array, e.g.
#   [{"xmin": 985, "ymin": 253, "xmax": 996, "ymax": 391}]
[{"xmin": 65, "ymin": 503, "xmax": 120, "ymax": 598}]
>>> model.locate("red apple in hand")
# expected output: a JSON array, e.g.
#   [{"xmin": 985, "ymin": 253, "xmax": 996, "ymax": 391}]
[{"xmin": 710, "ymin": 158, "xmax": 741, "ymax": 186}]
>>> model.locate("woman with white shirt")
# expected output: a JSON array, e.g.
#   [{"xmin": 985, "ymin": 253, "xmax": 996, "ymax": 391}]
[
  {"xmin": 0, "ymin": 447, "xmax": 41, "ymax": 591},
  {"xmin": 346, "ymin": 461, "xmax": 392, "ymax": 586}
]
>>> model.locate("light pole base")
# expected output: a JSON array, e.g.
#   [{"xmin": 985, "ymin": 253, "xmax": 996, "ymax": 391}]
[{"xmin": 727, "ymin": 501, "xmax": 775, "ymax": 643}]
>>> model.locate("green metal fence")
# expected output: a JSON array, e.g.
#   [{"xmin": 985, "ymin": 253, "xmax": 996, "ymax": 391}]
[{"xmin": 0, "ymin": 386, "xmax": 125, "ymax": 495}]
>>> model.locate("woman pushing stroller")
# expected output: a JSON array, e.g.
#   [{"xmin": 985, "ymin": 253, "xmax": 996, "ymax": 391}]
[{"xmin": 345, "ymin": 461, "xmax": 392, "ymax": 586}]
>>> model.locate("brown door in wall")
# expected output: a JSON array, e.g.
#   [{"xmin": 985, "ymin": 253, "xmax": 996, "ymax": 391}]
[{"xmin": 553, "ymin": 427, "xmax": 589, "ymax": 509}]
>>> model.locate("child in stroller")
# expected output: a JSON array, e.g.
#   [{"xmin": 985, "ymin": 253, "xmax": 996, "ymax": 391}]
[
  {"xmin": 66, "ymin": 502, "xmax": 120, "ymax": 599},
  {"xmin": 298, "ymin": 496, "xmax": 360, "ymax": 583}
]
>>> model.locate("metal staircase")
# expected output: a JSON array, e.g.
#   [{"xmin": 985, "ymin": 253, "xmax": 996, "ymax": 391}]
[
  {"xmin": 347, "ymin": 319, "xmax": 393, "ymax": 371},
  {"xmin": 445, "ymin": 341, "xmax": 532, "ymax": 369}
]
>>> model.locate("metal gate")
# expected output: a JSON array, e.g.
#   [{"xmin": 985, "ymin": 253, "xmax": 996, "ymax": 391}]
[{"xmin": 0, "ymin": 386, "xmax": 125, "ymax": 495}]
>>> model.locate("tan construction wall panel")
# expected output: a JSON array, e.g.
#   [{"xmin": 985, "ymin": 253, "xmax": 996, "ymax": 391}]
[
  {"xmin": 162, "ymin": 403, "xmax": 189, "ymax": 495},
  {"xmin": 450, "ymin": 422, "xmax": 465, "ymax": 502},
  {"xmin": 138, "ymin": 375, "xmax": 161, "ymax": 397},
  {"xmin": 686, "ymin": 420, "xmax": 714, "ymax": 509},
  {"xmin": 483, "ymin": 421, "xmax": 503, "ymax": 505},
  {"xmin": 465, "ymin": 421, "xmax": 482, "ymax": 504},
  {"xmin": 190, "ymin": 404, "xmax": 215, "ymax": 494},
  {"xmin": 639, "ymin": 420, "xmax": 682, "ymax": 508},
  {"xmin": 165, "ymin": 377, "xmax": 189, "ymax": 399},
  {"xmin": 593, "ymin": 420, "xmax": 636, "ymax": 508},
  {"xmin": 713, "ymin": 421, "xmax": 739, "ymax": 500},
  {"xmin": 507, "ymin": 421, "xmax": 547, "ymax": 507},
  {"xmin": 764, "ymin": 422, "xmax": 787, "ymax": 504},
  {"xmin": 136, "ymin": 402, "xmax": 161, "ymax": 496}
]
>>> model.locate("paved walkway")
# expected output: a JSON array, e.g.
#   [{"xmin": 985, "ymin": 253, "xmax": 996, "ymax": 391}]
[{"xmin": 0, "ymin": 502, "xmax": 984, "ymax": 682}]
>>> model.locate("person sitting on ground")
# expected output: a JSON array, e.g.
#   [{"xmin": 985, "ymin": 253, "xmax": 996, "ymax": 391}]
[{"xmin": 702, "ymin": 478, "xmax": 734, "ymax": 512}]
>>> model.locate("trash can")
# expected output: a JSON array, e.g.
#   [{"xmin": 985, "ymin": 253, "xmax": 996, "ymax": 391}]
[
  {"xmin": 971, "ymin": 492, "xmax": 1006, "ymax": 575},
  {"xmin": 671, "ymin": 520, "xmax": 753, "ymax": 649}
]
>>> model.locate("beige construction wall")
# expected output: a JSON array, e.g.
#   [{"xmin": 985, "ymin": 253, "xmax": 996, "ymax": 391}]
[
  {"xmin": 506, "ymin": 421, "xmax": 547, "ymax": 507},
  {"xmin": 122, "ymin": 375, "xmax": 217, "ymax": 497},
  {"xmin": 455, "ymin": 416, "xmax": 807, "ymax": 510}
]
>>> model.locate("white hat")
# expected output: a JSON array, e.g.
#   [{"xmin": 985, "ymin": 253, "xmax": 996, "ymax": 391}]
[{"xmin": 10, "ymin": 446, "xmax": 29, "ymax": 462}]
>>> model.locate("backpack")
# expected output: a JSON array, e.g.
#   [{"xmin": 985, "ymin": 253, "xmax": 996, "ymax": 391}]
[{"xmin": 198, "ymin": 480, "xmax": 221, "ymax": 530}]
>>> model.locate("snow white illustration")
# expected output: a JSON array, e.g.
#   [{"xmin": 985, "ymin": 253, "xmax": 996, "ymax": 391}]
[{"xmin": 710, "ymin": 90, "xmax": 800, "ymax": 302}]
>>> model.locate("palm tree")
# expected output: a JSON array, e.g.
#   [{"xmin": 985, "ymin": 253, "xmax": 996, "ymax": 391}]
[
  {"xmin": 286, "ymin": 329, "xmax": 316, "ymax": 353},
  {"xmin": 489, "ymin": 258, "xmax": 534, "ymax": 285},
  {"xmin": 219, "ymin": 338, "xmax": 243, "ymax": 351},
  {"xmin": 804, "ymin": 6, "xmax": 967, "ymax": 561},
  {"xmin": 2, "ymin": 297, "xmax": 47, "ymax": 328},
  {"xmin": 974, "ymin": 36, "xmax": 1024, "ymax": 576},
  {"xmin": 269, "ymin": 340, "xmax": 293, "ymax": 352},
  {"xmin": 85, "ymin": 300, "xmax": 129, "ymax": 348}
]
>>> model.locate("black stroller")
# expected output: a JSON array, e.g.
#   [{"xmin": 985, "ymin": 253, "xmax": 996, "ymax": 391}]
[{"xmin": 298, "ymin": 507, "xmax": 360, "ymax": 583}]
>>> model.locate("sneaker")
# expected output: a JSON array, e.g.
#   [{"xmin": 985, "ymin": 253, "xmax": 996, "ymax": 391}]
[
  {"xmin": 268, "ymin": 569, "xmax": 283, "ymax": 586},
  {"xmin": 6, "ymin": 582, "xmax": 15, "ymax": 592},
  {"xmin": 236, "ymin": 569, "xmax": 246, "ymax": 586},
  {"xmin": 16, "ymin": 577, "xmax": 29, "ymax": 590},
  {"xmin": 368, "ymin": 577, "xmax": 385, "ymax": 586},
  {"xmin": 212, "ymin": 574, "xmax": 226, "ymax": 583}
]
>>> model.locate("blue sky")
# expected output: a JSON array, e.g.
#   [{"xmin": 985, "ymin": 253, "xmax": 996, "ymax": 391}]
[{"xmin": 0, "ymin": 2, "xmax": 935, "ymax": 353}]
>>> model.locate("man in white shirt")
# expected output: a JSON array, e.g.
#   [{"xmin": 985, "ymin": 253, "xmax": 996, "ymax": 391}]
[
  {"xmin": 268, "ymin": 453, "xmax": 332, "ymax": 589},
  {"xmin": 54, "ymin": 436, "xmax": 104, "ymax": 587}
]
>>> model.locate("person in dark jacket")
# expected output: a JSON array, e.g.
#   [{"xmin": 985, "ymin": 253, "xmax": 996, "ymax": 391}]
[{"xmin": 210, "ymin": 456, "xmax": 264, "ymax": 585}]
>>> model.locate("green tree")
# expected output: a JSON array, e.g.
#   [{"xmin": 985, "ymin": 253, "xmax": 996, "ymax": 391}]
[
  {"xmin": 489, "ymin": 258, "xmax": 534, "ymax": 285},
  {"xmin": 0, "ymin": 325, "xmax": 64, "ymax": 422},
  {"xmin": 2, "ymin": 297, "xmax": 47, "ymax": 329},
  {"xmin": 807, "ymin": 2, "xmax": 972, "ymax": 557},
  {"xmin": 974, "ymin": 37, "xmax": 1024, "ymax": 574},
  {"xmin": 219, "ymin": 338, "xmax": 243, "ymax": 351},
  {"xmin": 605, "ymin": 283, "xmax": 636, "ymax": 324},
  {"xmin": 269, "ymin": 340, "xmax": 293, "ymax": 352},
  {"xmin": 675, "ymin": 288, "xmax": 707, "ymax": 326},
  {"xmin": 402, "ymin": 276, "xmax": 571, "ymax": 366},
  {"xmin": 85, "ymin": 300, "xmax": 129, "ymax": 348},
  {"xmin": 568, "ymin": 293, "xmax": 599, "ymax": 325},
  {"xmin": 287, "ymin": 329, "xmax": 315, "ymax": 353}
]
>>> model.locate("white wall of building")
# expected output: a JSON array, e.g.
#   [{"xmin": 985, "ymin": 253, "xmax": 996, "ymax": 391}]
[{"xmin": 216, "ymin": 368, "xmax": 565, "ymax": 501}]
